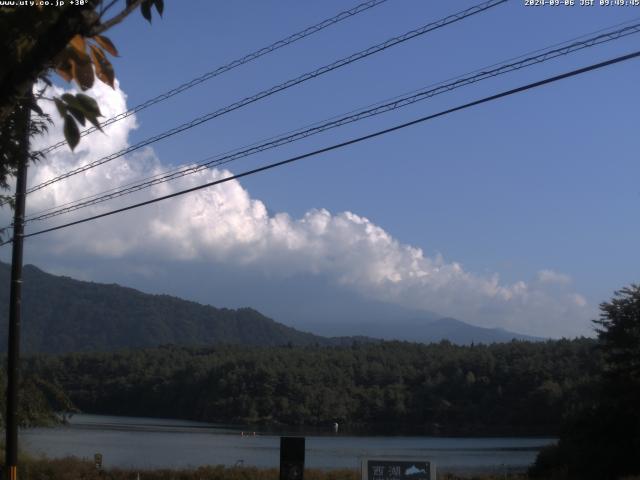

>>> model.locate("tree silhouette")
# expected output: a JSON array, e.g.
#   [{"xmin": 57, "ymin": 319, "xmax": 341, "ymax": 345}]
[{"xmin": 531, "ymin": 285, "xmax": 640, "ymax": 480}]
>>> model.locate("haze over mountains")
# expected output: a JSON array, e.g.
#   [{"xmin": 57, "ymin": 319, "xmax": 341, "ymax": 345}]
[
  {"xmin": 246, "ymin": 273, "xmax": 542, "ymax": 344},
  {"xmin": 0, "ymin": 262, "xmax": 539, "ymax": 353}
]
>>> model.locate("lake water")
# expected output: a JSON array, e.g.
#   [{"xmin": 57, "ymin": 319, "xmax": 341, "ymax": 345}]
[{"xmin": 22, "ymin": 414, "xmax": 555, "ymax": 474}]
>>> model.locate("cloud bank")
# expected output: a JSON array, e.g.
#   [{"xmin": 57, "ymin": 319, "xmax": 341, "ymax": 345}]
[{"xmin": 2, "ymin": 81, "xmax": 593, "ymax": 338}]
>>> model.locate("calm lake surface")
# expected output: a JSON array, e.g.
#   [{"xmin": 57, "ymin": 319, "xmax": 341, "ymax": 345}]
[{"xmin": 22, "ymin": 414, "xmax": 555, "ymax": 474}]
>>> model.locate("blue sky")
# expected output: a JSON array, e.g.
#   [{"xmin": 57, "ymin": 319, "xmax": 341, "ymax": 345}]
[
  {"xmin": 109, "ymin": 0, "xmax": 640, "ymax": 295},
  {"xmin": 3, "ymin": 0, "xmax": 639, "ymax": 338}
]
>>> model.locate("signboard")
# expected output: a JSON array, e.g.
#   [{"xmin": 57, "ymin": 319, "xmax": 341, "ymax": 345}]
[{"xmin": 361, "ymin": 458, "xmax": 436, "ymax": 480}]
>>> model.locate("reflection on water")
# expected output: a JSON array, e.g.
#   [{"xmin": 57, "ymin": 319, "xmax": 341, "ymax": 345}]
[{"xmin": 22, "ymin": 414, "xmax": 555, "ymax": 474}]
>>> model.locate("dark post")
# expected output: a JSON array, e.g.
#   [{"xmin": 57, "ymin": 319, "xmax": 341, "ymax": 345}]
[
  {"xmin": 280, "ymin": 437, "xmax": 305, "ymax": 480},
  {"xmin": 4, "ymin": 97, "xmax": 30, "ymax": 480}
]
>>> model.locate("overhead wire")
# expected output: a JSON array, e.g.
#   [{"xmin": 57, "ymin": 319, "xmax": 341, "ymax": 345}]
[
  {"xmin": 1, "ymin": 48, "xmax": 636, "ymax": 246},
  {"xmin": 23, "ymin": 0, "xmax": 508, "ymax": 196},
  {"xmin": 20, "ymin": 21, "xmax": 640, "ymax": 224},
  {"xmin": 38, "ymin": 0, "xmax": 391, "ymax": 156}
]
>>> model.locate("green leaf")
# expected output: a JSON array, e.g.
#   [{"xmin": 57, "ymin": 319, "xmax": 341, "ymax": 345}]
[
  {"xmin": 61, "ymin": 93, "xmax": 82, "ymax": 109},
  {"xmin": 53, "ymin": 97, "xmax": 67, "ymax": 118},
  {"xmin": 154, "ymin": 0, "xmax": 164, "ymax": 16},
  {"xmin": 67, "ymin": 93, "xmax": 103, "ymax": 132},
  {"xmin": 67, "ymin": 106, "xmax": 86, "ymax": 127},
  {"xmin": 62, "ymin": 94, "xmax": 90, "ymax": 126},
  {"xmin": 84, "ymin": 112, "xmax": 103, "ymax": 132},
  {"xmin": 141, "ymin": 0, "xmax": 152, "ymax": 22},
  {"xmin": 75, "ymin": 93, "xmax": 101, "ymax": 117},
  {"xmin": 63, "ymin": 114, "xmax": 80, "ymax": 151}
]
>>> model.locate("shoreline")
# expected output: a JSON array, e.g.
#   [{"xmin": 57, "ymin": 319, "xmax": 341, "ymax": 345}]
[{"xmin": 55, "ymin": 411, "xmax": 560, "ymax": 439}]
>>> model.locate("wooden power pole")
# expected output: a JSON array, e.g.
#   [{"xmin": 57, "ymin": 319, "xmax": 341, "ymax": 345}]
[{"xmin": 4, "ymin": 96, "xmax": 30, "ymax": 480}]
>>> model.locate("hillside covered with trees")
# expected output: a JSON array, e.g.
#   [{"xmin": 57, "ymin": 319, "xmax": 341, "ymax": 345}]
[{"xmin": 0, "ymin": 263, "xmax": 344, "ymax": 353}]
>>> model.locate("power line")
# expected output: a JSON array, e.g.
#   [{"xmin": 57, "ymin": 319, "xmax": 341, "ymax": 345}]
[
  {"xmin": 3, "ymin": 48, "xmax": 636, "ymax": 246},
  {"xmin": 22, "ymin": 21, "xmax": 640, "ymax": 224},
  {"xmin": 24, "ymin": 0, "xmax": 507, "ymax": 196},
  {"xmin": 29, "ymin": 0, "xmax": 506, "ymax": 194},
  {"xmin": 38, "ymin": 0, "xmax": 390, "ymax": 156},
  {"xmin": 28, "ymin": 13, "xmax": 639, "ymax": 218},
  {"xmin": 26, "ymin": 16, "xmax": 640, "ymax": 222}
]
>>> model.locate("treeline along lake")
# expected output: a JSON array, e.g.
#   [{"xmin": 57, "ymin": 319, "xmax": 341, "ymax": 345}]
[{"xmin": 14, "ymin": 338, "xmax": 600, "ymax": 436}]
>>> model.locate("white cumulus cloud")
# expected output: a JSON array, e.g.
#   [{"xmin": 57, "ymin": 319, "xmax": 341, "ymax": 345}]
[
  {"xmin": 537, "ymin": 269, "xmax": 572, "ymax": 286},
  {"xmin": 1, "ymin": 81, "xmax": 594, "ymax": 338}
]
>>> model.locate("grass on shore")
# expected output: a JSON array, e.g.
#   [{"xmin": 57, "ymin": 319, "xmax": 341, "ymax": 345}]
[
  {"xmin": 8, "ymin": 457, "xmax": 359, "ymax": 480},
  {"xmin": 9, "ymin": 455, "xmax": 640, "ymax": 480},
  {"xmin": 7, "ymin": 456, "xmax": 532, "ymax": 480}
]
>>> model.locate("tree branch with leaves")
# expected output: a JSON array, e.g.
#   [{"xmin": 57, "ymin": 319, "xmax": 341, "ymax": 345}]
[{"xmin": 0, "ymin": 0, "xmax": 164, "ymax": 180}]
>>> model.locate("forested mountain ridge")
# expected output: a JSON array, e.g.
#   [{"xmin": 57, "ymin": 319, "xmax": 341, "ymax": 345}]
[
  {"xmin": 0, "ymin": 262, "xmax": 340, "ymax": 352},
  {"xmin": 0, "ymin": 262, "xmax": 540, "ymax": 352}
]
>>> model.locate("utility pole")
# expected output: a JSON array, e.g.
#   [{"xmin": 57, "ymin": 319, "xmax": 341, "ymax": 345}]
[{"xmin": 4, "ymin": 95, "xmax": 30, "ymax": 480}]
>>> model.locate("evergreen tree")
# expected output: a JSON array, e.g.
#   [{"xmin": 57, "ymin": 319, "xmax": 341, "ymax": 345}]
[{"xmin": 531, "ymin": 285, "xmax": 640, "ymax": 480}]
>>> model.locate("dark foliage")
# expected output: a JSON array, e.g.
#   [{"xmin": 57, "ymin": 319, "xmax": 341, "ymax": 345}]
[
  {"xmin": 530, "ymin": 285, "xmax": 640, "ymax": 480},
  {"xmin": 0, "ymin": 97, "xmax": 50, "ymax": 241},
  {"xmin": 24, "ymin": 339, "xmax": 600, "ymax": 435},
  {"xmin": 0, "ymin": 366, "xmax": 74, "ymax": 428}
]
